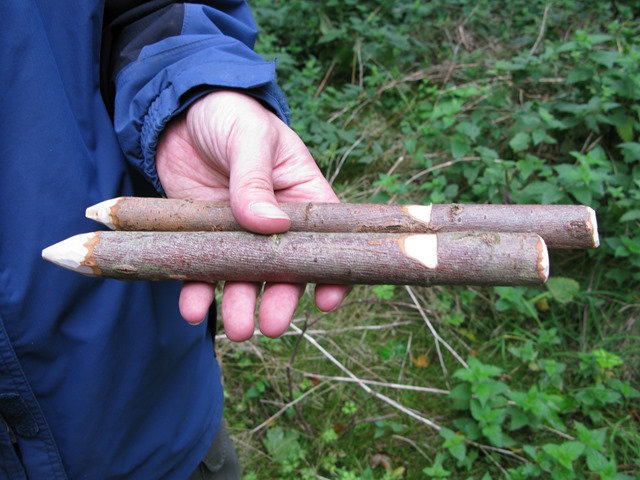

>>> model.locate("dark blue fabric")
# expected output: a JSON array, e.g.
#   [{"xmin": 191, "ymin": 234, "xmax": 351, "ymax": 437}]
[
  {"xmin": 113, "ymin": 2, "xmax": 290, "ymax": 194},
  {"xmin": 0, "ymin": 393, "xmax": 39, "ymax": 438},
  {"xmin": 0, "ymin": 1, "xmax": 286, "ymax": 478}
]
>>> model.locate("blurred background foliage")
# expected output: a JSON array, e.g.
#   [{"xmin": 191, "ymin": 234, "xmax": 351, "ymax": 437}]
[{"xmin": 222, "ymin": 1, "xmax": 640, "ymax": 478}]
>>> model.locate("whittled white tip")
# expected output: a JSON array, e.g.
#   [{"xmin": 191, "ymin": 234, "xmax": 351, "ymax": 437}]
[
  {"xmin": 86, "ymin": 198, "xmax": 120, "ymax": 229},
  {"xmin": 42, "ymin": 233, "xmax": 96, "ymax": 275},
  {"xmin": 403, "ymin": 234, "xmax": 438, "ymax": 269},
  {"xmin": 587, "ymin": 207, "xmax": 599, "ymax": 248},
  {"xmin": 406, "ymin": 204, "xmax": 432, "ymax": 224}
]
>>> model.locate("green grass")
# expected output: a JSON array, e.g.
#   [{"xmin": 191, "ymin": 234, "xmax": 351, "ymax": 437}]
[{"xmin": 218, "ymin": 1, "xmax": 640, "ymax": 478}]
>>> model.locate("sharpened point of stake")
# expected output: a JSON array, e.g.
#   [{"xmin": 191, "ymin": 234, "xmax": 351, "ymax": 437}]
[
  {"xmin": 86, "ymin": 198, "xmax": 120, "ymax": 229},
  {"xmin": 42, "ymin": 233, "xmax": 97, "ymax": 275}
]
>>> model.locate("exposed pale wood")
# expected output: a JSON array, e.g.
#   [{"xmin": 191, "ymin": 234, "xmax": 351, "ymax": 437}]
[
  {"xmin": 43, "ymin": 231, "xmax": 549, "ymax": 286},
  {"xmin": 87, "ymin": 197, "xmax": 598, "ymax": 249}
]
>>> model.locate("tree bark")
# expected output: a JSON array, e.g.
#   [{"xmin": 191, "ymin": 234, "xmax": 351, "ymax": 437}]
[
  {"xmin": 90, "ymin": 197, "xmax": 598, "ymax": 249},
  {"xmin": 73, "ymin": 230, "xmax": 549, "ymax": 286}
]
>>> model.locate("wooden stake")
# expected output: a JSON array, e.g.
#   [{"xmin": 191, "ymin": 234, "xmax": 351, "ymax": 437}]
[
  {"xmin": 86, "ymin": 197, "xmax": 599, "ymax": 249},
  {"xmin": 42, "ymin": 231, "xmax": 549, "ymax": 286}
]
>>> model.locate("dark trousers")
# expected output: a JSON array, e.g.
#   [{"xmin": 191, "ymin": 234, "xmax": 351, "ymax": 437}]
[{"xmin": 188, "ymin": 422, "xmax": 241, "ymax": 480}]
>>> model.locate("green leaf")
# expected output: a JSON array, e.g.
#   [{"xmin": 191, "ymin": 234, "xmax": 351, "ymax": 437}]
[
  {"xmin": 372, "ymin": 284, "xmax": 395, "ymax": 300},
  {"xmin": 571, "ymin": 186, "xmax": 592, "ymax": 206},
  {"xmin": 450, "ymin": 134, "xmax": 471, "ymax": 159},
  {"xmin": 481, "ymin": 423, "xmax": 513, "ymax": 447},
  {"xmin": 263, "ymin": 426, "xmax": 304, "ymax": 465},
  {"xmin": 453, "ymin": 417, "xmax": 481, "ymax": 441},
  {"xmin": 606, "ymin": 378, "xmax": 640, "ymax": 399},
  {"xmin": 546, "ymin": 277, "xmax": 580, "ymax": 304},
  {"xmin": 585, "ymin": 33, "xmax": 613, "ymax": 45},
  {"xmin": 615, "ymin": 118, "xmax": 635, "ymax": 143},
  {"xmin": 567, "ymin": 66, "xmax": 594, "ymax": 84},
  {"xmin": 591, "ymin": 348, "xmax": 623, "ymax": 370},
  {"xmin": 576, "ymin": 383, "xmax": 622, "ymax": 408},
  {"xmin": 509, "ymin": 340, "xmax": 537, "ymax": 362},
  {"xmin": 470, "ymin": 399, "xmax": 507, "ymax": 427},
  {"xmin": 440, "ymin": 427, "xmax": 467, "ymax": 462},
  {"xmin": 442, "ymin": 312, "xmax": 465, "ymax": 326},
  {"xmin": 376, "ymin": 338, "xmax": 406, "ymax": 361},
  {"xmin": 619, "ymin": 210, "xmax": 640, "ymax": 222},
  {"xmin": 423, "ymin": 453, "xmax": 451, "ymax": 477},
  {"xmin": 449, "ymin": 383, "xmax": 472, "ymax": 410},
  {"xmin": 619, "ymin": 142, "xmax": 640, "ymax": 163},
  {"xmin": 589, "ymin": 50, "xmax": 621, "ymax": 68},
  {"xmin": 531, "ymin": 128, "xmax": 556, "ymax": 146},
  {"xmin": 509, "ymin": 132, "xmax": 531, "ymax": 152},
  {"xmin": 542, "ymin": 441, "xmax": 584, "ymax": 471},
  {"xmin": 472, "ymin": 379, "xmax": 509, "ymax": 407},
  {"xmin": 585, "ymin": 449, "xmax": 616, "ymax": 475},
  {"xmin": 574, "ymin": 422, "xmax": 606, "ymax": 452},
  {"xmin": 475, "ymin": 146, "xmax": 499, "ymax": 162},
  {"xmin": 456, "ymin": 121, "xmax": 481, "ymax": 141},
  {"xmin": 556, "ymin": 41, "xmax": 580, "ymax": 53},
  {"xmin": 518, "ymin": 181, "xmax": 566, "ymax": 204},
  {"xmin": 508, "ymin": 405, "xmax": 530, "ymax": 431},
  {"xmin": 453, "ymin": 356, "xmax": 503, "ymax": 383}
]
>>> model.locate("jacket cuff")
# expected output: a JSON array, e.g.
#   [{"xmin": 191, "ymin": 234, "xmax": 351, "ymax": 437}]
[{"xmin": 113, "ymin": 39, "xmax": 290, "ymax": 195}]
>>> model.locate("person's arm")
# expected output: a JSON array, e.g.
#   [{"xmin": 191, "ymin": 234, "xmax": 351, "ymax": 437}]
[
  {"xmin": 102, "ymin": 1, "xmax": 289, "ymax": 192},
  {"xmin": 103, "ymin": 2, "xmax": 349, "ymax": 339}
]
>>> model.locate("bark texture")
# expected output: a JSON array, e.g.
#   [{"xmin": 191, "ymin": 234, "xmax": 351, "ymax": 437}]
[
  {"xmin": 79, "ymin": 230, "xmax": 549, "ymax": 286},
  {"xmin": 101, "ymin": 197, "xmax": 598, "ymax": 249}
]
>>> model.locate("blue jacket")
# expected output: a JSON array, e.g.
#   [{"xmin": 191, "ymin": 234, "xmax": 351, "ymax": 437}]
[{"xmin": 0, "ymin": 1, "xmax": 288, "ymax": 478}]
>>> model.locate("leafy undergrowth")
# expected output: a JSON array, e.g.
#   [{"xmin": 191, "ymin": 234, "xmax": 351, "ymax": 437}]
[{"xmin": 219, "ymin": 1, "xmax": 640, "ymax": 478}]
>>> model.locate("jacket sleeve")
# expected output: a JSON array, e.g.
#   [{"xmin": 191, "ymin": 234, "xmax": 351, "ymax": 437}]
[{"xmin": 102, "ymin": 1, "xmax": 290, "ymax": 194}]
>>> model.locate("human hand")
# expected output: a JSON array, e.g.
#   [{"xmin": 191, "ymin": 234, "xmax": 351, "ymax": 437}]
[{"xmin": 156, "ymin": 91, "xmax": 350, "ymax": 341}]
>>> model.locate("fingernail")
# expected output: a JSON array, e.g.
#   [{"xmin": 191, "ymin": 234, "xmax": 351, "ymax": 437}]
[{"xmin": 249, "ymin": 202, "xmax": 289, "ymax": 220}]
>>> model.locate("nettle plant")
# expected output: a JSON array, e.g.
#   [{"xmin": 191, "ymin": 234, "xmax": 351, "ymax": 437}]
[{"xmin": 433, "ymin": 338, "xmax": 639, "ymax": 479}]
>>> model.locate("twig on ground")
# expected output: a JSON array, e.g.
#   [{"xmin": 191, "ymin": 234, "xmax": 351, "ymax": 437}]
[
  {"xmin": 398, "ymin": 332, "xmax": 412, "ymax": 383},
  {"xmin": 215, "ymin": 319, "xmax": 413, "ymax": 342},
  {"xmin": 391, "ymin": 435, "xmax": 432, "ymax": 461},
  {"xmin": 403, "ymin": 156, "xmax": 481, "ymax": 185},
  {"xmin": 290, "ymin": 323, "xmax": 443, "ymax": 432},
  {"xmin": 286, "ymin": 318, "xmax": 314, "ymax": 435},
  {"xmin": 544, "ymin": 425, "xmax": 576, "ymax": 441},
  {"xmin": 328, "ymin": 132, "xmax": 366, "ymax": 185},
  {"xmin": 478, "ymin": 444, "xmax": 511, "ymax": 476},
  {"xmin": 529, "ymin": 3, "xmax": 551, "ymax": 57},
  {"xmin": 405, "ymin": 286, "xmax": 469, "ymax": 372},
  {"xmin": 406, "ymin": 286, "xmax": 447, "ymax": 377},
  {"xmin": 320, "ymin": 334, "xmax": 385, "ymax": 382},
  {"xmin": 251, "ymin": 382, "xmax": 328, "ymax": 434},
  {"xmin": 301, "ymin": 373, "xmax": 450, "ymax": 395},
  {"xmin": 314, "ymin": 60, "xmax": 336, "ymax": 98}
]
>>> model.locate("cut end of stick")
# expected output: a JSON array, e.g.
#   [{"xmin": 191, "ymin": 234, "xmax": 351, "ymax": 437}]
[
  {"xmin": 587, "ymin": 206, "xmax": 599, "ymax": 248},
  {"xmin": 405, "ymin": 204, "xmax": 433, "ymax": 225},
  {"xmin": 403, "ymin": 234, "xmax": 438, "ymax": 269},
  {"xmin": 42, "ymin": 233, "xmax": 97, "ymax": 275},
  {"xmin": 86, "ymin": 198, "xmax": 120, "ymax": 229},
  {"xmin": 537, "ymin": 236, "xmax": 550, "ymax": 283}
]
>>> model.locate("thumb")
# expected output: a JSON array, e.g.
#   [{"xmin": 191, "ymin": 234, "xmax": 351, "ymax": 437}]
[{"xmin": 228, "ymin": 146, "xmax": 291, "ymax": 235}]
